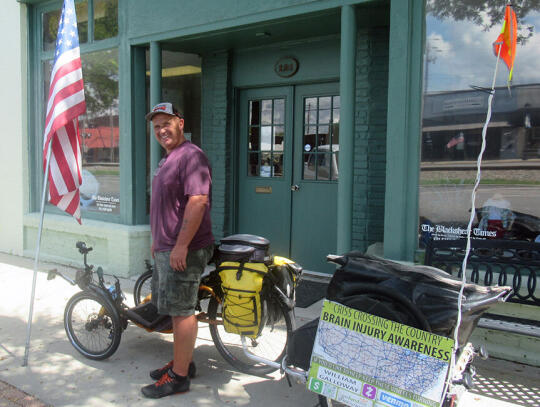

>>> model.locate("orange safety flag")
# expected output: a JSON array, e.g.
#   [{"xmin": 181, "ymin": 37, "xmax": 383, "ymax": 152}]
[{"xmin": 493, "ymin": 4, "xmax": 517, "ymax": 82}]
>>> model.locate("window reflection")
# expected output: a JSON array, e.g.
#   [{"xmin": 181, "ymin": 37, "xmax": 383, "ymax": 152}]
[
  {"xmin": 94, "ymin": 0, "xmax": 118, "ymax": 40},
  {"xmin": 43, "ymin": 3, "xmax": 88, "ymax": 51},
  {"xmin": 247, "ymin": 98, "xmax": 285, "ymax": 177},
  {"xmin": 80, "ymin": 49, "xmax": 120, "ymax": 214},
  {"xmin": 302, "ymin": 95, "xmax": 340, "ymax": 181},
  {"xmin": 419, "ymin": 2, "xmax": 540, "ymax": 246}
]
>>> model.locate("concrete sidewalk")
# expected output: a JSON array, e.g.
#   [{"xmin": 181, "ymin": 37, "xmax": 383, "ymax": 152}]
[{"xmin": 0, "ymin": 253, "xmax": 538, "ymax": 406}]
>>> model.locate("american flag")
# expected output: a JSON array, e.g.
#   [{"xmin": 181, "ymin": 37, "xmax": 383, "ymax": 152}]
[{"xmin": 43, "ymin": 0, "xmax": 86, "ymax": 223}]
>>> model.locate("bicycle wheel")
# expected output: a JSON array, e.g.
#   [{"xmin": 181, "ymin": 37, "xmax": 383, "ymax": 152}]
[
  {"xmin": 133, "ymin": 270, "xmax": 153, "ymax": 306},
  {"xmin": 317, "ymin": 290, "xmax": 429, "ymax": 407},
  {"xmin": 64, "ymin": 291, "xmax": 122, "ymax": 360},
  {"xmin": 208, "ymin": 294, "xmax": 293, "ymax": 376}
]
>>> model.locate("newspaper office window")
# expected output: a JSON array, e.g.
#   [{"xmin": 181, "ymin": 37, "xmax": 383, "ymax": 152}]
[
  {"xmin": 39, "ymin": 0, "xmax": 120, "ymax": 218},
  {"xmin": 420, "ymin": 2, "xmax": 540, "ymax": 245}
]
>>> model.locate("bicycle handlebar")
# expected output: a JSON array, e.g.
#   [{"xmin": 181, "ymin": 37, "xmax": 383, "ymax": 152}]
[{"xmin": 76, "ymin": 241, "xmax": 93, "ymax": 255}]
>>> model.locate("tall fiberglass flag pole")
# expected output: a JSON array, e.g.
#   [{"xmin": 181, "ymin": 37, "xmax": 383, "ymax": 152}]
[
  {"xmin": 441, "ymin": 4, "xmax": 517, "ymax": 404},
  {"xmin": 23, "ymin": 0, "xmax": 86, "ymax": 366}
]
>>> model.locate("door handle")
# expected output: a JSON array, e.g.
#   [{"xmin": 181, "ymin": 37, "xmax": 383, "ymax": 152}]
[{"xmin": 291, "ymin": 184, "xmax": 300, "ymax": 192}]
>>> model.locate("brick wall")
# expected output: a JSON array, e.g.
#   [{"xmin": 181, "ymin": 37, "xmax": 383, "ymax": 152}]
[
  {"xmin": 201, "ymin": 51, "xmax": 231, "ymax": 241},
  {"xmin": 353, "ymin": 27, "xmax": 389, "ymax": 251}
]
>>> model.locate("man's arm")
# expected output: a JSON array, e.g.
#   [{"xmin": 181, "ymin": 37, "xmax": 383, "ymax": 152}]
[{"xmin": 169, "ymin": 194, "xmax": 209, "ymax": 271}]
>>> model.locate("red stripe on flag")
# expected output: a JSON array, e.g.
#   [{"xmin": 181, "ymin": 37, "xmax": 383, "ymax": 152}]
[
  {"xmin": 65, "ymin": 190, "xmax": 82, "ymax": 223},
  {"xmin": 44, "ymin": 99, "xmax": 86, "ymax": 153},
  {"xmin": 44, "ymin": 78, "xmax": 84, "ymax": 131},
  {"xmin": 51, "ymin": 130, "xmax": 77, "ymax": 192},
  {"xmin": 46, "ymin": 58, "xmax": 82, "ymax": 104}
]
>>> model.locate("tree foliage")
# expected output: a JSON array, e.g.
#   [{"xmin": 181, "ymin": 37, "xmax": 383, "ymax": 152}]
[
  {"xmin": 426, "ymin": 0, "xmax": 538, "ymax": 43},
  {"xmin": 82, "ymin": 50, "xmax": 118, "ymax": 117}
]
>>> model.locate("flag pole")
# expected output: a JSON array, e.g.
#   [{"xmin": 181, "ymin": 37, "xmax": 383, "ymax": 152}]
[
  {"xmin": 22, "ymin": 139, "xmax": 53, "ymax": 367},
  {"xmin": 440, "ymin": 42, "xmax": 504, "ymax": 407}
]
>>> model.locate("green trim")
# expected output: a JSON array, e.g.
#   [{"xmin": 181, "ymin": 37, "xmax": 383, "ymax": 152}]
[
  {"xmin": 383, "ymin": 0, "xmax": 424, "ymax": 261},
  {"xmin": 87, "ymin": 0, "xmax": 94, "ymax": 42},
  {"xmin": 118, "ymin": 24, "xmax": 130, "ymax": 223},
  {"xmin": 149, "ymin": 41, "xmax": 162, "ymax": 179},
  {"xmin": 337, "ymin": 5, "xmax": 356, "ymax": 254},
  {"xmin": 131, "ymin": 46, "xmax": 148, "ymax": 224},
  {"xmin": 127, "ymin": 0, "xmax": 379, "ymax": 46}
]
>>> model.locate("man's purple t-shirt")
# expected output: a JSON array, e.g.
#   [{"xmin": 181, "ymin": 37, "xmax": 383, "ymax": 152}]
[{"xmin": 150, "ymin": 141, "xmax": 214, "ymax": 252}]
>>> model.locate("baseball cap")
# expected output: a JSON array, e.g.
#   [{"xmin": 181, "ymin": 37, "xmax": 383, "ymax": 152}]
[{"xmin": 145, "ymin": 102, "xmax": 183, "ymax": 121}]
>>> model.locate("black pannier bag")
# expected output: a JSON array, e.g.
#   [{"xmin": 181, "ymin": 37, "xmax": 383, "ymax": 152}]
[
  {"xmin": 219, "ymin": 234, "xmax": 270, "ymax": 263},
  {"xmin": 326, "ymin": 253, "xmax": 512, "ymax": 347}
]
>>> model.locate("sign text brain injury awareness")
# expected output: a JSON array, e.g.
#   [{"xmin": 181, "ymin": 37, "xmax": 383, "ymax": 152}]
[
  {"xmin": 322, "ymin": 302, "xmax": 452, "ymax": 362},
  {"xmin": 307, "ymin": 300, "xmax": 454, "ymax": 407}
]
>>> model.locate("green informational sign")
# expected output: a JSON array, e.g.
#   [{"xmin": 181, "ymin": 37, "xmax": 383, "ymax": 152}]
[{"xmin": 307, "ymin": 300, "xmax": 455, "ymax": 407}]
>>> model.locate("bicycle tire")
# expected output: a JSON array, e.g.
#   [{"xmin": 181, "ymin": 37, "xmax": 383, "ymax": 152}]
[
  {"xmin": 207, "ymin": 294, "xmax": 293, "ymax": 376},
  {"xmin": 317, "ymin": 291, "xmax": 429, "ymax": 407},
  {"xmin": 64, "ymin": 291, "xmax": 122, "ymax": 360},
  {"xmin": 133, "ymin": 270, "xmax": 153, "ymax": 306}
]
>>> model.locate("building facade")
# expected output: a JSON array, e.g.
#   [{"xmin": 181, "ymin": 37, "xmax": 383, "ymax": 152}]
[{"xmin": 3, "ymin": 0, "xmax": 539, "ymax": 278}]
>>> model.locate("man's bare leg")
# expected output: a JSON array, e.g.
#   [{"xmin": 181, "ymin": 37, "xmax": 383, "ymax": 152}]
[{"xmin": 172, "ymin": 314, "xmax": 198, "ymax": 376}]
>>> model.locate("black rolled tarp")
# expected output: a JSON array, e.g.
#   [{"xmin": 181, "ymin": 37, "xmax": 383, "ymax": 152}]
[
  {"xmin": 326, "ymin": 252, "xmax": 512, "ymax": 347},
  {"xmin": 287, "ymin": 253, "xmax": 512, "ymax": 370}
]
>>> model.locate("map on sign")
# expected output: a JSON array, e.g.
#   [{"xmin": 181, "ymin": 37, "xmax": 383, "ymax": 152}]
[{"xmin": 307, "ymin": 300, "xmax": 454, "ymax": 407}]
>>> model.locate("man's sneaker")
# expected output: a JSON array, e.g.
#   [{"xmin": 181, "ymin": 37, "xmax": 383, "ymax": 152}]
[
  {"xmin": 141, "ymin": 369, "xmax": 190, "ymax": 399},
  {"xmin": 149, "ymin": 360, "xmax": 196, "ymax": 380}
]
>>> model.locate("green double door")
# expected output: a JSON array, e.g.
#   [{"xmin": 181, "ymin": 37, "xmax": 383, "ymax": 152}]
[{"xmin": 237, "ymin": 83, "xmax": 340, "ymax": 274}]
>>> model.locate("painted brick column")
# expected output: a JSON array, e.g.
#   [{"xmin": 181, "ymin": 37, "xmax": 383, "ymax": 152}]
[
  {"xmin": 352, "ymin": 27, "xmax": 389, "ymax": 252},
  {"xmin": 201, "ymin": 52, "xmax": 231, "ymax": 241}
]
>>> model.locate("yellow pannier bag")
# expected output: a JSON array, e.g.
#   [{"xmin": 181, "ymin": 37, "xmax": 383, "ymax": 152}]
[{"xmin": 218, "ymin": 261, "xmax": 269, "ymax": 338}]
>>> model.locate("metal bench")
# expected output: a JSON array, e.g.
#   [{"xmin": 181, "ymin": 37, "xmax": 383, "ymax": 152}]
[{"xmin": 424, "ymin": 239, "xmax": 540, "ymax": 339}]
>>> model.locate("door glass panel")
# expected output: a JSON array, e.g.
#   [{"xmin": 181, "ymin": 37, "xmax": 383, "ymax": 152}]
[
  {"xmin": 317, "ymin": 154, "xmax": 332, "ymax": 180},
  {"xmin": 248, "ymin": 152, "xmax": 260, "ymax": 176},
  {"xmin": 273, "ymin": 153, "xmax": 284, "ymax": 177},
  {"xmin": 261, "ymin": 100, "xmax": 273, "ymax": 125},
  {"xmin": 303, "ymin": 95, "xmax": 340, "ymax": 181},
  {"xmin": 249, "ymin": 127, "xmax": 260, "ymax": 150},
  {"xmin": 247, "ymin": 98, "xmax": 285, "ymax": 177},
  {"xmin": 317, "ymin": 125, "xmax": 330, "ymax": 147},
  {"xmin": 261, "ymin": 152, "xmax": 272, "ymax": 177},
  {"xmin": 273, "ymin": 126, "xmax": 284, "ymax": 150},
  {"xmin": 274, "ymin": 99, "xmax": 285, "ymax": 124},
  {"xmin": 250, "ymin": 101, "xmax": 260, "ymax": 125},
  {"xmin": 261, "ymin": 126, "xmax": 272, "ymax": 150},
  {"xmin": 319, "ymin": 96, "xmax": 332, "ymax": 110},
  {"xmin": 303, "ymin": 153, "xmax": 316, "ymax": 180},
  {"xmin": 319, "ymin": 109, "xmax": 331, "ymax": 124}
]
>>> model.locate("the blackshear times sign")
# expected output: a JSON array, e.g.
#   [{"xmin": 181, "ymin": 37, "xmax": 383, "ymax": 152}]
[{"xmin": 307, "ymin": 300, "xmax": 454, "ymax": 407}]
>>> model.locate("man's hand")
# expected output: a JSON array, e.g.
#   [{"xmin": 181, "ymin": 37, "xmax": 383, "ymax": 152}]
[
  {"xmin": 170, "ymin": 244, "xmax": 189, "ymax": 271},
  {"xmin": 151, "ymin": 243, "xmax": 155, "ymax": 259}
]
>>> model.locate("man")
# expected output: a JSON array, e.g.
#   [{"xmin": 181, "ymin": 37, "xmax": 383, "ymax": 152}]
[{"xmin": 141, "ymin": 102, "xmax": 214, "ymax": 399}]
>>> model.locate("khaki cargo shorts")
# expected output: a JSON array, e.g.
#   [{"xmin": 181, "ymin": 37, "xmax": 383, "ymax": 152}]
[{"xmin": 152, "ymin": 244, "xmax": 214, "ymax": 317}]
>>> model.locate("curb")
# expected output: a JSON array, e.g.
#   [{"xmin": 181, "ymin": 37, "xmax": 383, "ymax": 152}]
[{"xmin": 0, "ymin": 380, "xmax": 49, "ymax": 407}]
